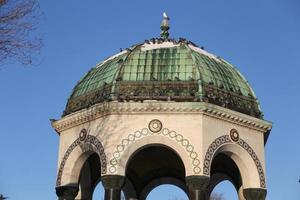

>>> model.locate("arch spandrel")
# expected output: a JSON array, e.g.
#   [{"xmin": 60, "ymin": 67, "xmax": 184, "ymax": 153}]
[{"xmin": 107, "ymin": 126, "xmax": 202, "ymax": 177}]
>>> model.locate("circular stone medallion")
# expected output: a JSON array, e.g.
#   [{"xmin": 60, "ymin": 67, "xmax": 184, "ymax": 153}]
[
  {"xmin": 79, "ymin": 128, "xmax": 87, "ymax": 141},
  {"xmin": 148, "ymin": 119, "xmax": 163, "ymax": 133},
  {"xmin": 230, "ymin": 129, "xmax": 239, "ymax": 142}
]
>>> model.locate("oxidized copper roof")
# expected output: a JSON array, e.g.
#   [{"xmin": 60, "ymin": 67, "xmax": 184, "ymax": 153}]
[{"xmin": 63, "ymin": 38, "xmax": 262, "ymax": 118}]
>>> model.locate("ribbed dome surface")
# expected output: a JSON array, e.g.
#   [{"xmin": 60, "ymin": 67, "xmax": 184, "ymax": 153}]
[{"xmin": 64, "ymin": 38, "xmax": 261, "ymax": 118}]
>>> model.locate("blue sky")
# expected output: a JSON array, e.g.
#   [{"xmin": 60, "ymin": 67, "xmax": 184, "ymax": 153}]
[{"xmin": 0, "ymin": 0, "xmax": 299, "ymax": 199}]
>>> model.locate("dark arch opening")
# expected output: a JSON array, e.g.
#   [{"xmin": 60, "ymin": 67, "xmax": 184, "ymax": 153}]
[
  {"xmin": 125, "ymin": 145, "xmax": 187, "ymax": 200},
  {"xmin": 207, "ymin": 153, "xmax": 242, "ymax": 199},
  {"xmin": 79, "ymin": 152, "xmax": 101, "ymax": 200}
]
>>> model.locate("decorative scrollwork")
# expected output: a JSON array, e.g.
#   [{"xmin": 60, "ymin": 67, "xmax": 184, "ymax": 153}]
[
  {"xmin": 63, "ymin": 83, "xmax": 113, "ymax": 116},
  {"xmin": 56, "ymin": 134, "xmax": 107, "ymax": 186},
  {"xmin": 116, "ymin": 81, "xmax": 198, "ymax": 102},
  {"xmin": 203, "ymin": 134, "xmax": 266, "ymax": 188},
  {"xmin": 203, "ymin": 83, "xmax": 262, "ymax": 118}
]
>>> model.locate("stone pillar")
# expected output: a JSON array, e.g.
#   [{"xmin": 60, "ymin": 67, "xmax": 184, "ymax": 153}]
[
  {"xmin": 237, "ymin": 186, "xmax": 246, "ymax": 200},
  {"xmin": 186, "ymin": 176, "xmax": 210, "ymax": 200},
  {"xmin": 56, "ymin": 184, "xmax": 79, "ymax": 200},
  {"xmin": 243, "ymin": 188, "xmax": 267, "ymax": 200},
  {"xmin": 102, "ymin": 175, "xmax": 125, "ymax": 200}
]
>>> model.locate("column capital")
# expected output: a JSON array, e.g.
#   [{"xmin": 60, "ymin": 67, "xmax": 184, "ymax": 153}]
[
  {"xmin": 102, "ymin": 175, "xmax": 125, "ymax": 190},
  {"xmin": 186, "ymin": 175, "xmax": 210, "ymax": 200},
  {"xmin": 243, "ymin": 188, "xmax": 267, "ymax": 200},
  {"xmin": 186, "ymin": 175, "xmax": 210, "ymax": 191},
  {"xmin": 102, "ymin": 175, "xmax": 125, "ymax": 200},
  {"xmin": 56, "ymin": 184, "xmax": 79, "ymax": 200}
]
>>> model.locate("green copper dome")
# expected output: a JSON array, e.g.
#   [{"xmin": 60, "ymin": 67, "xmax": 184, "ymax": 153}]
[{"xmin": 64, "ymin": 38, "xmax": 262, "ymax": 118}]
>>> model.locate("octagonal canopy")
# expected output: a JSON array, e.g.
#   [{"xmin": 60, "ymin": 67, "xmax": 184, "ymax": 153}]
[
  {"xmin": 63, "ymin": 38, "xmax": 261, "ymax": 119},
  {"xmin": 54, "ymin": 14, "xmax": 273, "ymax": 200}
]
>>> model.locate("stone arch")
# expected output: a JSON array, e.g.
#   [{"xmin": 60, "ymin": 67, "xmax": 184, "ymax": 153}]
[
  {"xmin": 56, "ymin": 135, "xmax": 107, "ymax": 186},
  {"xmin": 203, "ymin": 135, "xmax": 266, "ymax": 188},
  {"xmin": 206, "ymin": 153, "xmax": 243, "ymax": 200},
  {"xmin": 108, "ymin": 127, "xmax": 201, "ymax": 177},
  {"xmin": 77, "ymin": 152, "xmax": 102, "ymax": 199},
  {"xmin": 124, "ymin": 144, "xmax": 187, "ymax": 200}
]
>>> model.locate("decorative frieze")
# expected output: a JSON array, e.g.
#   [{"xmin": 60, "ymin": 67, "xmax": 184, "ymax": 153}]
[{"xmin": 52, "ymin": 102, "xmax": 272, "ymax": 133}]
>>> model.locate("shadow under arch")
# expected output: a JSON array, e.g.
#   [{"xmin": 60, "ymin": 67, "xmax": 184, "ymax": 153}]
[
  {"xmin": 124, "ymin": 144, "xmax": 187, "ymax": 200},
  {"xmin": 77, "ymin": 152, "xmax": 102, "ymax": 199},
  {"xmin": 206, "ymin": 153, "xmax": 242, "ymax": 199}
]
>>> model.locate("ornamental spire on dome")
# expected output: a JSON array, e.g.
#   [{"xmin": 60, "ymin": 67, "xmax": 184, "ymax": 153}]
[{"xmin": 160, "ymin": 12, "xmax": 170, "ymax": 39}]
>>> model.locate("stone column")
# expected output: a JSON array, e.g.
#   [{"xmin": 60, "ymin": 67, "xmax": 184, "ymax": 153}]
[
  {"xmin": 243, "ymin": 188, "xmax": 267, "ymax": 200},
  {"xmin": 56, "ymin": 184, "xmax": 79, "ymax": 200},
  {"xmin": 102, "ymin": 175, "xmax": 125, "ymax": 200},
  {"xmin": 238, "ymin": 186, "xmax": 246, "ymax": 200},
  {"xmin": 186, "ymin": 176, "xmax": 210, "ymax": 200}
]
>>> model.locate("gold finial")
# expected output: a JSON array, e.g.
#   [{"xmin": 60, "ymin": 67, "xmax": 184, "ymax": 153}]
[{"xmin": 160, "ymin": 12, "xmax": 170, "ymax": 39}]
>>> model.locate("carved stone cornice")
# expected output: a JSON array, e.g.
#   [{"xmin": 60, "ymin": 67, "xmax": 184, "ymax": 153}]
[{"xmin": 51, "ymin": 101, "xmax": 272, "ymax": 134}]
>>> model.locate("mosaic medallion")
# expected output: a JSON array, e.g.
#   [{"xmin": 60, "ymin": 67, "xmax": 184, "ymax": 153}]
[
  {"xmin": 148, "ymin": 119, "xmax": 163, "ymax": 133},
  {"xmin": 230, "ymin": 129, "xmax": 239, "ymax": 142},
  {"xmin": 79, "ymin": 128, "xmax": 87, "ymax": 141}
]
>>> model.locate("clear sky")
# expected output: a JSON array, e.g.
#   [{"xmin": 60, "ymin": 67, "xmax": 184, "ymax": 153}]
[{"xmin": 0, "ymin": 0, "xmax": 299, "ymax": 199}]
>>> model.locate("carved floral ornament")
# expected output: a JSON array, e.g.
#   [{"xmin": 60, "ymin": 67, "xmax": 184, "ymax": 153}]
[
  {"xmin": 79, "ymin": 128, "xmax": 87, "ymax": 141},
  {"xmin": 203, "ymin": 129, "xmax": 266, "ymax": 188},
  {"xmin": 109, "ymin": 119, "xmax": 202, "ymax": 175},
  {"xmin": 230, "ymin": 128, "xmax": 239, "ymax": 142},
  {"xmin": 148, "ymin": 119, "xmax": 163, "ymax": 133},
  {"xmin": 56, "ymin": 129, "xmax": 107, "ymax": 186}
]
